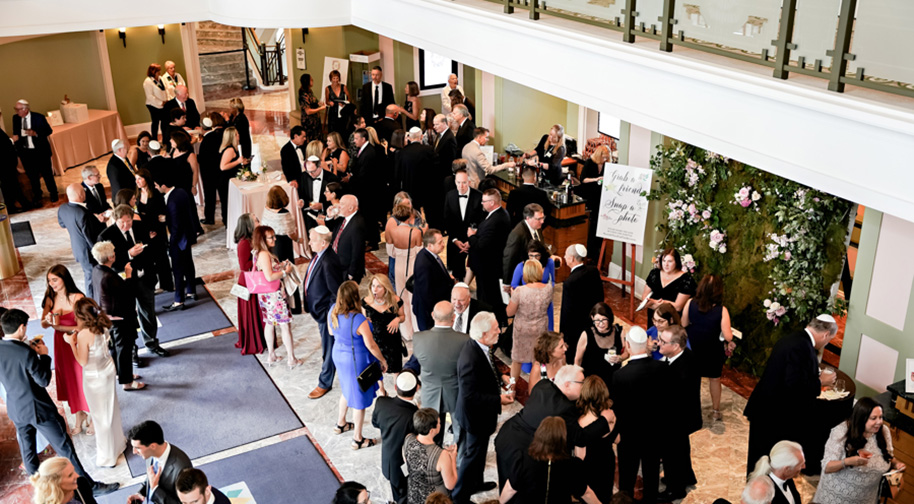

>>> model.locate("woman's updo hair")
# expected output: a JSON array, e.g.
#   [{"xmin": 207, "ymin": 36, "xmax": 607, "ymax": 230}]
[
  {"xmin": 392, "ymin": 203, "xmax": 412, "ymax": 221},
  {"xmin": 533, "ymin": 331, "xmax": 565, "ymax": 365},
  {"xmin": 29, "ymin": 456, "xmax": 70, "ymax": 504},
  {"xmin": 73, "ymin": 297, "xmax": 112, "ymax": 334}
]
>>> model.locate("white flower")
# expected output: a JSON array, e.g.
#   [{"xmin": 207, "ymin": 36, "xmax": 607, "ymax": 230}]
[
  {"xmin": 709, "ymin": 240, "xmax": 719, "ymax": 250},
  {"xmin": 763, "ymin": 299, "xmax": 772, "ymax": 308},
  {"xmin": 770, "ymin": 302, "xmax": 781, "ymax": 311},
  {"xmin": 719, "ymin": 244, "xmax": 727, "ymax": 253},
  {"xmin": 701, "ymin": 210, "xmax": 711, "ymax": 220},
  {"xmin": 738, "ymin": 187, "xmax": 750, "ymax": 198},
  {"xmin": 751, "ymin": 191, "xmax": 761, "ymax": 201}
]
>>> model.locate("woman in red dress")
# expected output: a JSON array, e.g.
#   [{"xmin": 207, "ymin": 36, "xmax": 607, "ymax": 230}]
[{"xmin": 234, "ymin": 213, "xmax": 266, "ymax": 354}]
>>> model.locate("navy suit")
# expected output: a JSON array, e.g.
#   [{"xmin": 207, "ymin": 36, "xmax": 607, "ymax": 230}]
[
  {"xmin": 411, "ymin": 248, "xmax": 453, "ymax": 331},
  {"xmin": 12, "ymin": 111, "xmax": 57, "ymax": 201},
  {"xmin": 106, "ymin": 155, "xmax": 136, "ymax": 201},
  {"xmin": 164, "ymin": 187, "xmax": 198, "ymax": 303},
  {"xmin": 304, "ymin": 248, "xmax": 343, "ymax": 389},
  {"xmin": 57, "ymin": 202, "xmax": 104, "ymax": 299}
]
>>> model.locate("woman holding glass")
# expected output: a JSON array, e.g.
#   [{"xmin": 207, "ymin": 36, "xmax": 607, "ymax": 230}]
[
  {"xmin": 574, "ymin": 302, "xmax": 626, "ymax": 394},
  {"xmin": 135, "ymin": 168, "xmax": 173, "ymax": 291}
]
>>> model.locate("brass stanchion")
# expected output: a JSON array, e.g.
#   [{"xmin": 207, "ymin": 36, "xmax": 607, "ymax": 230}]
[{"xmin": 0, "ymin": 204, "xmax": 22, "ymax": 279}]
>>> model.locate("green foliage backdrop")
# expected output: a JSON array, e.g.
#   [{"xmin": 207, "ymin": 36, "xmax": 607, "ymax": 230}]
[{"xmin": 649, "ymin": 140, "xmax": 854, "ymax": 375}]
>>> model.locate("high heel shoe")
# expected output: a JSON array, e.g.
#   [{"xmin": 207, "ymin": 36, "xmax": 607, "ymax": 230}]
[
  {"xmin": 711, "ymin": 409, "xmax": 722, "ymax": 421},
  {"xmin": 287, "ymin": 358, "xmax": 304, "ymax": 370}
]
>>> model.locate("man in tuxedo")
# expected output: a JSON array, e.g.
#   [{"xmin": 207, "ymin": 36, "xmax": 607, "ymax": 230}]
[
  {"xmin": 330, "ymin": 194, "xmax": 367, "ymax": 283},
  {"xmin": 396, "ymin": 127, "xmax": 435, "ymax": 216},
  {"xmin": 297, "ymin": 155, "xmax": 339, "ymax": 232},
  {"xmin": 127, "ymin": 421, "xmax": 192, "ymax": 504},
  {"xmin": 371, "ymin": 371, "xmax": 420, "ymax": 504},
  {"xmin": 176, "ymin": 468, "xmax": 231, "ymax": 504},
  {"xmin": 164, "ymin": 85, "xmax": 200, "ymax": 130},
  {"xmin": 412, "ymin": 229, "xmax": 454, "ymax": 331},
  {"xmin": 451, "ymin": 104, "xmax": 475, "ymax": 152},
  {"xmin": 560, "ymin": 244, "xmax": 605, "ymax": 362},
  {"xmin": 613, "ymin": 327, "xmax": 666, "ymax": 504},
  {"xmin": 505, "ymin": 165, "xmax": 552, "ymax": 225},
  {"xmin": 374, "ymin": 105, "xmax": 402, "ymax": 146},
  {"xmin": 450, "ymin": 282, "xmax": 504, "ymax": 335},
  {"xmin": 153, "ymin": 171, "xmax": 198, "ymax": 311},
  {"xmin": 657, "ymin": 325, "xmax": 701, "ymax": 501},
  {"xmin": 0, "ymin": 123, "xmax": 27, "ymax": 213},
  {"xmin": 443, "ymin": 168, "xmax": 482, "ymax": 281},
  {"xmin": 413, "ymin": 302, "xmax": 468, "ymax": 445},
  {"xmin": 98, "ymin": 205, "xmax": 170, "ymax": 362},
  {"xmin": 453, "ymin": 312, "xmax": 513, "ymax": 504},
  {"xmin": 748, "ymin": 441, "xmax": 805, "ymax": 504},
  {"xmin": 281, "ymin": 126, "xmax": 307, "ymax": 189},
  {"xmin": 462, "ymin": 127, "xmax": 515, "ymax": 189},
  {"xmin": 304, "ymin": 226, "xmax": 343, "ymax": 399},
  {"xmin": 12, "ymin": 99, "xmax": 57, "ymax": 204},
  {"xmin": 92, "ymin": 241, "xmax": 145, "ymax": 390},
  {"xmin": 502, "ymin": 203, "xmax": 545, "ymax": 284},
  {"xmin": 359, "ymin": 66, "xmax": 395, "ymax": 126},
  {"xmin": 144, "ymin": 140, "xmax": 172, "ymax": 182},
  {"xmin": 0, "ymin": 309, "xmax": 118, "ymax": 496},
  {"xmin": 81, "ymin": 165, "xmax": 110, "ymax": 217},
  {"xmin": 351, "ymin": 128, "xmax": 382, "ymax": 247},
  {"xmin": 58, "ymin": 183, "xmax": 105, "ymax": 299},
  {"xmin": 107, "ymin": 139, "xmax": 137, "ymax": 199},
  {"xmin": 744, "ymin": 315, "xmax": 838, "ymax": 475},
  {"xmin": 467, "ymin": 188, "xmax": 511, "ymax": 319},
  {"xmin": 198, "ymin": 114, "xmax": 225, "ymax": 225}
]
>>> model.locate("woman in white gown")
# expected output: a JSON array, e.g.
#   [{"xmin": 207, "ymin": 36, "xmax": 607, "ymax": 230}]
[{"xmin": 65, "ymin": 297, "xmax": 126, "ymax": 467}]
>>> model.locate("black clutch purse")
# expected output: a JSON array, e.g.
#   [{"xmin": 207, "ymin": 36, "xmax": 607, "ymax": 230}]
[{"xmin": 357, "ymin": 361, "xmax": 383, "ymax": 393}]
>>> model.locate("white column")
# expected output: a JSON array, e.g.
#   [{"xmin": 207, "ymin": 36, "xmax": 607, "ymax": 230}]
[
  {"xmin": 95, "ymin": 31, "xmax": 117, "ymax": 112},
  {"xmin": 378, "ymin": 35, "xmax": 395, "ymax": 89},
  {"xmin": 480, "ymin": 70, "xmax": 495, "ymax": 131},
  {"xmin": 180, "ymin": 22, "xmax": 206, "ymax": 112}
]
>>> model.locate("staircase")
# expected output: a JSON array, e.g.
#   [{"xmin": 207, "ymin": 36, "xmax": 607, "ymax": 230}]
[{"xmin": 195, "ymin": 21, "xmax": 255, "ymax": 97}]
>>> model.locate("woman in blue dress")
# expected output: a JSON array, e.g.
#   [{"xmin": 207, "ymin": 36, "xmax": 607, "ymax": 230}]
[
  {"xmin": 330, "ymin": 281, "xmax": 388, "ymax": 450},
  {"xmin": 509, "ymin": 241, "xmax": 556, "ymax": 330}
]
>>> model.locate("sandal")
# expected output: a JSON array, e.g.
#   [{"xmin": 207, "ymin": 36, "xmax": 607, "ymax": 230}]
[
  {"xmin": 287, "ymin": 358, "xmax": 304, "ymax": 370},
  {"xmin": 123, "ymin": 381, "xmax": 146, "ymax": 391},
  {"xmin": 711, "ymin": 409, "xmax": 722, "ymax": 421},
  {"xmin": 85, "ymin": 420, "xmax": 95, "ymax": 436},
  {"xmin": 333, "ymin": 422, "xmax": 354, "ymax": 434},
  {"xmin": 351, "ymin": 437, "xmax": 378, "ymax": 450},
  {"xmin": 266, "ymin": 354, "xmax": 284, "ymax": 366}
]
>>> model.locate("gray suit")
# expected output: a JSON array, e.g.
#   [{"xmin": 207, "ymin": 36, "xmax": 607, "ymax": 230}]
[
  {"xmin": 413, "ymin": 325, "xmax": 468, "ymax": 443},
  {"xmin": 461, "ymin": 140, "xmax": 512, "ymax": 189},
  {"xmin": 138, "ymin": 444, "xmax": 193, "ymax": 504}
]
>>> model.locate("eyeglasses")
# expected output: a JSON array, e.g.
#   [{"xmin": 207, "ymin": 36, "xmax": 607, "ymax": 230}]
[
  {"xmin": 571, "ymin": 380, "xmax": 584, "ymax": 384},
  {"xmin": 592, "ymin": 317, "xmax": 610, "ymax": 324},
  {"xmin": 653, "ymin": 317, "xmax": 666, "ymax": 324},
  {"xmin": 658, "ymin": 338, "xmax": 672, "ymax": 346}
]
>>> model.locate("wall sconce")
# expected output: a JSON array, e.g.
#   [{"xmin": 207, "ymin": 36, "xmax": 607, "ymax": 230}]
[
  {"xmin": 118, "ymin": 27, "xmax": 126, "ymax": 47},
  {"xmin": 158, "ymin": 24, "xmax": 166, "ymax": 44},
  {"xmin": 301, "ymin": 28, "xmax": 309, "ymax": 44}
]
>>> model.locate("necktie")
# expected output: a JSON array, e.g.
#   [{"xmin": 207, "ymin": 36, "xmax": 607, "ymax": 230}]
[
  {"xmin": 435, "ymin": 135, "xmax": 440, "ymax": 149},
  {"xmin": 303, "ymin": 254, "xmax": 318, "ymax": 294},
  {"xmin": 126, "ymin": 158, "xmax": 136, "ymax": 176},
  {"xmin": 92, "ymin": 186, "xmax": 101, "ymax": 204},
  {"xmin": 125, "ymin": 230, "xmax": 134, "ymax": 247},
  {"xmin": 374, "ymin": 85, "xmax": 380, "ymax": 116},
  {"xmin": 147, "ymin": 459, "xmax": 159, "ymax": 501},
  {"xmin": 332, "ymin": 219, "xmax": 347, "ymax": 252},
  {"xmin": 180, "ymin": 101, "xmax": 186, "ymax": 111},
  {"xmin": 487, "ymin": 346, "xmax": 501, "ymax": 386},
  {"xmin": 455, "ymin": 311, "xmax": 464, "ymax": 333}
]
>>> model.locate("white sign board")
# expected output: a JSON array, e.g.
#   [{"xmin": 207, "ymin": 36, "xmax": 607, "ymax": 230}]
[
  {"xmin": 320, "ymin": 57, "xmax": 350, "ymax": 97},
  {"xmin": 296, "ymin": 48, "xmax": 306, "ymax": 70},
  {"xmin": 595, "ymin": 164, "xmax": 652, "ymax": 246}
]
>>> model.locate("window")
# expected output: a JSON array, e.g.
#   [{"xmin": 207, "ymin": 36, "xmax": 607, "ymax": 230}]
[{"xmin": 418, "ymin": 48, "xmax": 459, "ymax": 91}]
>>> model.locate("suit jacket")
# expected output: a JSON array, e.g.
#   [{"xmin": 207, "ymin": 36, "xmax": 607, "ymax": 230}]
[
  {"xmin": 462, "ymin": 140, "xmax": 502, "ymax": 189},
  {"xmin": 395, "ymin": 142, "xmax": 436, "ymax": 209},
  {"xmin": 106, "ymin": 155, "xmax": 137, "ymax": 199},
  {"xmin": 667, "ymin": 349, "xmax": 703, "ymax": 435},
  {"xmin": 98, "ymin": 221, "xmax": 157, "ymax": 288},
  {"xmin": 455, "ymin": 339, "xmax": 502, "ymax": 436},
  {"xmin": 280, "ymin": 141, "xmax": 305, "ymax": 185},
  {"xmin": 612, "ymin": 356, "xmax": 667, "ymax": 440},
  {"xmin": 304, "ymin": 249, "xmax": 343, "ymax": 320},
  {"xmin": 413, "ymin": 326, "xmax": 468, "ymax": 414},
  {"xmin": 137, "ymin": 444, "xmax": 193, "ymax": 504},
  {"xmin": 92, "ymin": 264, "xmax": 138, "ymax": 327},
  {"xmin": 198, "ymin": 128, "xmax": 224, "ymax": 177},
  {"xmin": 502, "ymin": 221, "xmax": 541, "ymax": 283},
  {"xmin": 453, "ymin": 298, "xmax": 505, "ymax": 334},
  {"xmin": 559, "ymin": 265, "xmax": 605, "ymax": 345},
  {"xmin": 769, "ymin": 475, "xmax": 801, "ymax": 504},
  {"xmin": 443, "ymin": 188, "xmax": 483, "ymax": 243},
  {"xmin": 211, "ymin": 488, "xmax": 231, "ymax": 504},
  {"xmin": 468, "ymin": 207, "xmax": 511, "ymax": 276},
  {"xmin": 359, "ymin": 81, "xmax": 395, "ymax": 123},
  {"xmin": 744, "ymin": 330, "xmax": 821, "ymax": 422},
  {"xmin": 352, "ymin": 143, "xmax": 381, "ymax": 195},
  {"xmin": 455, "ymin": 118, "xmax": 476, "ymax": 152},
  {"xmin": 12, "ymin": 111, "xmax": 52, "ymax": 156},
  {"xmin": 331, "ymin": 213, "xmax": 367, "ymax": 282},
  {"xmin": 58, "ymin": 203, "xmax": 103, "ymax": 267},
  {"xmin": 506, "ymin": 184, "xmax": 552, "ymax": 226},
  {"xmin": 82, "ymin": 182, "xmax": 110, "ymax": 215},
  {"xmin": 0, "ymin": 127, "xmax": 18, "ymax": 173},
  {"xmin": 0, "ymin": 339, "xmax": 55, "ymax": 426},
  {"xmin": 411, "ymin": 248, "xmax": 454, "ymax": 331},
  {"xmin": 434, "ymin": 129, "xmax": 458, "ymax": 180},
  {"xmin": 374, "ymin": 117, "xmax": 402, "ymax": 146},
  {"xmin": 164, "ymin": 188, "xmax": 197, "ymax": 251},
  {"xmin": 299, "ymin": 169, "xmax": 340, "ymax": 230},
  {"xmin": 165, "ymin": 97, "xmax": 200, "ymax": 129},
  {"xmin": 371, "ymin": 396, "xmax": 418, "ymax": 480},
  {"xmin": 231, "ymin": 113, "xmax": 252, "ymax": 158}
]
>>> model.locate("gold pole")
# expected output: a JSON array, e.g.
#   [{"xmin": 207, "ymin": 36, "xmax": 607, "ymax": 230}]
[{"xmin": 0, "ymin": 204, "xmax": 22, "ymax": 279}]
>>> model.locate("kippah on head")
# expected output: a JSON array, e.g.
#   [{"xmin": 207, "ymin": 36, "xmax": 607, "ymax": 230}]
[
  {"xmin": 307, "ymin": 155, "xmax": 320, "ymax": 162},
  {"xmin": 816, "ymin": 314, "xmax": 837, "ymax": 324},
  {"xmin": 408, "ymin": 126, "xmax": 422, "ymax": 134},
  {"xmin": 313, "ymin": 225, "xmax": 331, "ymax": 234},
  {"xmin": 575, "ymin": 244, "xmax": 587, "ymax": 257},
  {"xmin": 17, "ymin": 99, "xmax": 29, "ymax": 106},
  {"xmin": 202, "ymin": 117, "xmax": 213, "ymax": 129},
  {"xmin": 453, "ymin": 282, "xmax": 470, "ymax": 290},
  {"xmin": 148, "ymin": 140, "xmax": 161, "ymax": 151},
  {"xmin": 396, "ymin": 371, "xmax": 418, "ymax": 391},
  {"xmin": 112, "ymin": 139, "xmax": 125, "ymax": 151},
  {"xmin": 627, "ymin": 326, "xmax": 648, "ymax": 344}
]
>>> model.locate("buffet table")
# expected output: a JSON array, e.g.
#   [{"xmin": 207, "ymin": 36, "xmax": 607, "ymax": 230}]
[
  {"xmin": 48, "ymin": 110, "xmax": 128, "ymax": 175},
  {"xmin": 225, "ymin": 176, "xmax": 308, "ymax": 257}
]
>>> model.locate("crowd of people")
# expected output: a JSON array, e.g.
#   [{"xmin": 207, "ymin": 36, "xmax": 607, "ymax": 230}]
[{"xmin": 0, "ymin": 64, "xmax": 904, "ymax": 504}]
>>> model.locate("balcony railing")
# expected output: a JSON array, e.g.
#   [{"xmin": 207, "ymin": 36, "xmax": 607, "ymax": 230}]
[{"xmin": 243, "ymin": 27, "xmax": 286, "ymax": 87}]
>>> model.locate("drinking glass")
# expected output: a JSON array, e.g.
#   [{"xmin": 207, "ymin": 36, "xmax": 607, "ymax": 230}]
[
  {"xmin": 834, "ymin": 379, "xmax": 846, "ymax": 393},
  {"xmin": 605, "ymin": 347, "xmax": 617, "ymax": 365}
]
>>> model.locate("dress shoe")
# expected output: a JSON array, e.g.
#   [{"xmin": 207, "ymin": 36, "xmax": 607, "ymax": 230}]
[
  {"xmin": 473, "ymin": 481, "xmax": 497, "ymax": 494},
  {"xmin": 186, "ymin": 293, "xmax": 196, "ymax": 301},
  {"xmin": 308, "ymin": 386, "xmax": 330, "ymax": 399},
  {"xmin": 200, "ymin": 219, "xmax": 215, "ymax": 225},
  {"xmin": 132, "ymin": 349, "xmax": 146, "ymax": 368},
  {"xmin": 148, "ymin": 345, "xmax": 170, "ymax": 357},
  {"xmin": 161, "ymin": 303, "xmax": 185, "ymax": 312},
  {"xmin": 49, "ymin": 195, "xmax": 59, "ymax": 203},
  {"xmin": 657, "ymin": 488, "xmax": 687, "ymax": 502},
  {"xmin": 92, "ymin": 482, "xmax": 120, "ymax": 496}
]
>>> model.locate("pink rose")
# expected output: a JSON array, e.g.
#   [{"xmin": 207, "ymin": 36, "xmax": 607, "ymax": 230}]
[{"xmin": 739, "ymin": 199, "xmax": 751, "ymax": 207}]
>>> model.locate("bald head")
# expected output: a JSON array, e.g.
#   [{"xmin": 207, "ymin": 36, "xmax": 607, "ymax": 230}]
[
  {"xmin": 432, "ymin": 301, "xmax": 455, "ymax": 325},
  {"xmin": 66, "ymin": 183, "xmax": 86, "ymax": 203},
  {"xmin": 340, "ymin": 194, "xmax": 359, "ymax": 217},
  {"xmin": 385, "ymin": 104, "xmax": 399, "ymax": 118},
  {"xmin": 175, "ymin": 85, "xmax": 188, "ymax": 101}
]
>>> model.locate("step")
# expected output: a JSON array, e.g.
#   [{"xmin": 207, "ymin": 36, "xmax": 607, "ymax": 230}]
[
  {"xmin": 199, "ymin": 52, "xmax": 245, "ymax": 65},
  {"xmin": 195, "ymin": 28, "xmax": 243, "ymax": 39}
]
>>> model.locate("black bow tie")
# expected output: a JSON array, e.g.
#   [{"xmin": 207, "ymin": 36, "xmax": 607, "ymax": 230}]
[
  {"xmin": 313, "ymin": 178, "xmax": 321, "ymax": 182},
  {"xmin": 458, "ymin": 194, "xmax": 468, "ymax": 199}
]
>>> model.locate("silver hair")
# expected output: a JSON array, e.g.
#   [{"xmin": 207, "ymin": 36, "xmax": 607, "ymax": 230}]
[
  {"xmin": 408, "ymin": 129, "xmax": 421, "ymax": 141},
  {"xmin": 91, "ymin": 241, "xmax": 116, "ymax": 265},
  {"xmin": 565, "ymin": 243, "xmax": 585, "ymax": 261},
  {"xmin": 553, "ymin": 365, "xmax": 584, "ymax": 387},
  {"xmin": 452, "ymin": 104, "xmax": 469, "ymax": 118},
  {"xmin": 434, "ymin": 113, "xmax": 447, "ymax": 125},
  {"xmin": 741, "ymin": 476, "xmax": 775, "ymax": 504},
  {"xmin": 749, "ymin": 440, "xmax": 803, "ymax": 480},
  {"xmin": 469, "ymin": 312, "xmax": 497, "ymax": 342},
  {"xmin": 81, "ymin": 165, "xmax": 99, "ymax": 181},
  {"xmin": 808, "ymin": 318, "xmax": 838, "ymax": 337}
]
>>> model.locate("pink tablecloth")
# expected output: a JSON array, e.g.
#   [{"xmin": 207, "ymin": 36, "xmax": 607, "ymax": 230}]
[
  {"xmin": 48, "ymin": 110, "xmax": 129, "ymax": 175},
  {"xmin": 225, "ymin": 177, "xmax": 308, "ymax": 257}
]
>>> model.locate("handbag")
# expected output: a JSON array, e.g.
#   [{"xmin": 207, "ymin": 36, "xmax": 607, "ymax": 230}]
[
  {"xmin": 349, "ymin": 316, "xmax": 383, "ymax": 393},
  {"xmin": 244, "ymin": 254, "xmax": 282, "ymax": 294},
  {"xmin": 402, "ymin": 228, "xmax": 415, "ymax": 294}
]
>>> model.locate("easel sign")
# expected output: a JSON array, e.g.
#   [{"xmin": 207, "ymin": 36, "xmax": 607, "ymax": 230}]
[
  {"xmin": 321, "ymin": 57, "xmax": 350, "ymax": 97},
  {"xmin": 595, "ymin": 164, "xmax": 652, "ymax": 321}
]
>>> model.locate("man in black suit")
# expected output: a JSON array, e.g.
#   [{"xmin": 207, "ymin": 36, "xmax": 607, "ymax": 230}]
[
  {"xmin": 502, "ymin": 203, "xmax": 545, "ymax": 284},
  {"xmin": 198, "ymin": 114, "xmax": 225, "ymax": 225},
  {"xmin": 450, "ymin": 282, "xmax": 504, "ymax": 335},
  {"xmin": 351, "ymin": 128, "xmax": 383, "ymax": 247},
  {"xmin": 613, "ymin": 327, "xmax": 667, "ymax": 504},
  {"xmin": 453, "ymin": 312, "xmax": 513, "ymax": 504},
  {"xmin": 375, "ymin": 105, "xmax": 402, "ymax": 147},
  {"xmin": 107, "ymin": 139, "xmax": 137, "ymax": 199},
  {"xmin": 396, "ymin": 127, "xmax": 436, "ymax": 215},
  {"xmin": 359, "ymin": 66, "xmax": 395, "ymax": 126},
  {"xmin": 451, "ymin": 104, "xmax": 475, "ymax": 152},
  {"xmin": 297, "ymin": 155, "xmax": 339, "ymax": 232},
  {"xmin": 153, "ymin": 171, "xmax": 198, "ymax": 311},
  {"xmin": 657, "ymin": 325, "xmax": 701, "ymax": 501},
  {"xmin": 176, "ymin": 468, "xmax": 231, "ymax": 504},
  {"xmin": 412, "ymin": 229, "xmax": 454, "ymax": 331},
  {"xmin": 144, "ymin": 140, "xmax": 172, "ymax": 182},
  {"xmin": 560, "ymin": 244, "xmax": 605, "ymax": 362},
  {"xmin": 330, "ymin": 194, "xmax": 367, "ymax": 283},
  {"xmin": 467, "ymin": 188, "xmax": 511, "ymax": 318},
  {"xmin": 429, "ymin": 114, "xmax": 457, "ymax": 222},
  {"xmin": 164, "ymin": 85, "xmax": 200, "ymax": 130},
  {"xmin": 127, "ymin": 421, "xmax": 193, "ymax": 504},
  {"xmin": 744, "ymin": 315, "xmax": 837, "ymax": 475},
  {"xmin": 443, "ymin": 168, "xmax": 482, "ymax": 281},
  {"xmin": 304, "ymin": 225, "xmax": 344, "ymax": 399},
  {"xmin": 0, "ymin": 125, "xmax": 27, "ymax": 212},
  {"xmin": 281, "ymin": 126, "xmax": 307, "ymax": 189},
  {"xmin": 58, "ymin": 183, "xmax": 105, "ymax": 299},
  {"xmin": 92, "ymin": 241, "xmax": 145, "ymax": 390},
  {"xmin": 371, "ymin": 370, "xmax": 420, "ymax": 504},
  {"xmin": 81, "ymin": 165, "xmax": 110, "ymax": 217},
  {"xmin": 0, "ymin": 309, "xmax": 118, "ymax": 496},
  {"xmin": 98, "ymin": 205, "xmax": 170, "ymax": 361},
  {"xmin": 748, "ymin": 441, "xmax": 805, "ymax": 504},
  {"xmin": 12, "ymin": 99, "xmax": 57, "ymax": 204},
  {"xmin": 505, "ymin": 165, "xmax": 552, "ymax": 226}
]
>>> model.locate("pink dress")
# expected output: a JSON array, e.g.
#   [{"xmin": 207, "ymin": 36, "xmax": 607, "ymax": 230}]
[{"xmin": 53, "ymin": 312, "xmax": 89, "ymax": 413}]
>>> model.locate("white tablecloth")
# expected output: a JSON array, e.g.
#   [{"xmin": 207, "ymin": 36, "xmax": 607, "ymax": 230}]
[{"xmin": 225, "ymin": 176, "xmax": 308, "ymax": 257}]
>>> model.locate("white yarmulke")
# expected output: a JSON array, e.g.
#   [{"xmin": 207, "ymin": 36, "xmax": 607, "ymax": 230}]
[
  {"xmin": 816, "ymin": 314, "xmax": 837, "ymax": 324},
  {"xmin": 148, "ymin": 140, "xmax": 161, "ymax": 150},
  {"xmin": 111, "ymin": 139, "xmax": 124, "ymax": 150},
  {"xmin": 202, "ymin": 117, "xmax": 213, "ymax": 129},
  {"xmin": 313, "ymin": 225, "xmax": 331, "ymax": 234},
  {"xmin": 17, "ymin": 99, "xmax": 29, "ymax": 106},
  {"xmin": 575, "ymin": 244, "xmax": 587, "ymax": 257},
  {"xmin": 307, "ymin": 155, "xmax": 320, "ymax": 162},
  {"xmin": 408, "ymin": 126, "xmax": 422, "ymax": 135},
  {"xmin": 396, "ymin": 371, "xmax": 418, "ymax": 391},
  {"xmin": 453, "ymin": 282, "xmax": 470, "ymax": 290},
  {"xmin": 627, "ymin": 326, "xmax": 648, "ymax": 344}
]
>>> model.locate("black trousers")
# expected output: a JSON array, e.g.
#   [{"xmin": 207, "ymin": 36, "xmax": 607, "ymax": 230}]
[
  {"xmin": 453, "ymin": 428, "xmax": 491, "ymax": 504},
  {"xmin": 0, "ymin": 169, "xmax": 28, "ymax": 209},
  {"xmin": 16, "ymin": 413, "xmax": 94, "ymax": 483},
  {"xmin": 218, "ymin": 172, "xmax": 232, "ymax": 225},
  {"xmin": 135, "ymin": 281, "xmax": 159, "ymax": 347},
  {"xmin": 170, "ymin": 245, "xmax": 196, "ymax": 303},
  {"xmin": 19, "ymin": 149, "xmax": 57, "ymax": 201},
  {"xmin": 475, "ymin": 270, "xmax": 506, "ymax": 322},
  {"xmin": 151, "ymin": 234, "xmax": 174, "ymax": 291},
  {"xmin": 618, "ymin": 437, "xmax": 660, "ymax": 502},
  {"xmin": 388, "ymin": 466, "xmax": 408, "ymax": 504},
  {"xmin": 109, "ymin": 321, "xmax": 136, "ymax": 384},
  {"xmin": 663, "ymin": 432, "xmax": 697, "ymax": 491},
  {"xmin": 201, "ymin": 169, "xmax": 220, "ymax": 223},
  {"xmin": 146, "ymin": 105, "xmax": 166, "ymax": 142},
  {"xmin": 446, "ymin": 240, "xmax": 468, "ymax": 280}
]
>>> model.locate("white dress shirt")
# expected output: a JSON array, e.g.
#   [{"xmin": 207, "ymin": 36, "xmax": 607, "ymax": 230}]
[
  {"xmin": 149, "ymin": 442, "xmax": 172, "ymax": 495},
  {"xmin": 21, "ymin": 113, "xmax": 34, "ymax": 149},
  {"xmin": 311, "ymin": 174, "xmax": 323, "ymax": 205},
  {"xmin": 768, "ymin": 474, "xmax": 796, "ymax": 504},
  {"xmin": 458, "ymin": 189, "xmax": 469, "ymax": 220}
]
